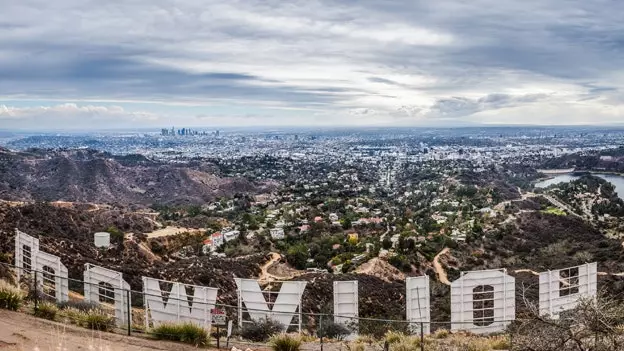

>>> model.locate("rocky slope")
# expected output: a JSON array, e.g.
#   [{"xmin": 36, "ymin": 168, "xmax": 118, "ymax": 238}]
[{"xmin": 0, "ymin": 148, "xmax": 273, "ymax": 205}]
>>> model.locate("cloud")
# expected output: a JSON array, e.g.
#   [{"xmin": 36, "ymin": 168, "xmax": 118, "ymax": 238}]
[
  {"xmin": 0, "ymin": 103, "xmax": 159, "ymax": 130},
  {"xmin": 0, "ymin": 0, "xmax": 623, "ymax": 127}
]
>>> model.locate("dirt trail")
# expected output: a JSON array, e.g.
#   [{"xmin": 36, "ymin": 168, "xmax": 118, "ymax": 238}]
[
  {"xmin": 433, "ymin": 248, "xmax": 451, "ymax": 285},
  {"xmin": 514, "ymin": 269, "xmax": 540, "ymax": 276},
  {"xmin": 258, "ymin": 252, "xmax": 282, "ymax": 281},
  {"xmin": 143, "ymin": 226, "xmax": 203, "ymax": 238}
]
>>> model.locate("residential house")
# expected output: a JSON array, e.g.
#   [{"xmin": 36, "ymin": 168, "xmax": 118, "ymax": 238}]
[
  {"xmin": 390, "ymin": 234, "xmax": 401, "ymax": 248},
  {"xmin": 431, "ymin": 213, "xmax": 447, "ymax": 224},
  {"xmin": 211, "ymin": 232, "xmax": 224, "ymax": 247},
  {"xmin": 451, "ymin": 229, "xmax": 467, "ymax": 242},
  {"xmin": 223, "ymin": 230, "xmax": 240, "ymax": 242},
  {"xmin": 270, "ymin": 228, "xmax": 285, "ymax": 240},
  {"xmin": 347, "ymin": 232, "xmax": 359, "ymax": 242},
  {"xmin": 202, "ymin": 232, "xmax": 224, "ymax": 254}
]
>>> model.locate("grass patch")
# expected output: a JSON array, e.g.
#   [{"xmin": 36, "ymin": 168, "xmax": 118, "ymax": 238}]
[
  {"xmin": 151, "ymin": 322, "xmax": 209, "ymax": 347},
  {"xmin": 0, "ymin": 280, "xmax": 25, "ymax": 311},
  {"xmin": 80, "ymin": 309, "xmax": 116, "ymax": 331},
  {"xmin": 34, "ymin": 301, "xmax": 58, "ymax": 320},
  {"xmin": 57, "ymin": 299, "xmax": 99, "ymax": 312},
  {"xmin": 541, "ymin": 206, "xmax": 567, "ymax": 216},
  {"xmin": 269, "ymin": 333, "xmax": 302, "ymax": 351}
]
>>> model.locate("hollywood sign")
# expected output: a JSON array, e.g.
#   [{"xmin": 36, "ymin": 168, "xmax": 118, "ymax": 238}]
[{"xmin": 12, "ymin": 229, "xmax": 597, "ymax": 334}]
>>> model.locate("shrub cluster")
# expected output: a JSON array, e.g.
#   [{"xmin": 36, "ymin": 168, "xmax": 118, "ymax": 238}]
[
  {"xmin": 269, "ymin": 333, "xmax": 302, "ymax": 351},
  {"xmin": 316, "ymin": 318, "xmax": 351, "ymax": 340},
  {"xmin": 80, "ymin": 309, "xmax": 116, "ymax": 331},
  {"xmin": 0, "ymin": 280, "xmax": 25, "ymax": 311},
  {"xmin": 34, "ymin": 301, "xmax": 58, "ymax": 320},
  {"xmin": 241, "ymin": 318, "xmax": 284, "ymax": 342},
  {"xmin": 151, "ymin": 322, "xmax": 209, "ymax": 347},
  {"xmin": 58, "ymin": 305, "xmax": 115, "ymax": 332}
]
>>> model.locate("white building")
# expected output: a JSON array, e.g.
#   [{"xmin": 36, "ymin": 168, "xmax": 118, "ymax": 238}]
[
  {"xmin": 451, "ymin": 229, "xmax": 467, "ymax": 242},
  {"xmin": 223, "ymin": 230, "xmax": 240, "ymax": 242},
  {"xmin": 391, "ymin": 234, "xmax": 401, "ymax": 248},
  {"xmin": 270, "ymin": 228, "xmax": 285, "ymax": 240},
  {"xmin": 211, "ymin": 232, "xmax": 224, "ymax": 247}
]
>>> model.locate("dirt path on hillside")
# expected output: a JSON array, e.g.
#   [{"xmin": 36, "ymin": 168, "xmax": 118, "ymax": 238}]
[
  {"xmin": 143, "ymin": 226, "xmax": 203, "ymax": 238},
  {"xmin": 433, "ymin": 248, "xmax": 451, "ymax": 285},
  {"xmin": 258, "ymin": 252, "xmax": 282, "ymax": 281}
]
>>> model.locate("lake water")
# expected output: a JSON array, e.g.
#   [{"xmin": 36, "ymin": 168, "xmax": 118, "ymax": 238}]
[{"xmin": 535, "ymin": 173, "xmax": 624, "ymax": 200}]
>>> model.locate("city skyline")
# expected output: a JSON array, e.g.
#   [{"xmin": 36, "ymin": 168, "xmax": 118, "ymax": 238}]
[{"xmin": 1, "ymin": 0, "xmax": 623, "ymax": 129}]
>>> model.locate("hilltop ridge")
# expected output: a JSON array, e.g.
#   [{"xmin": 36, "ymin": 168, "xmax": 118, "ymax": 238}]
[{"xmin": 0, "ymin": 148, "xmax": 274, "ymax": 205}]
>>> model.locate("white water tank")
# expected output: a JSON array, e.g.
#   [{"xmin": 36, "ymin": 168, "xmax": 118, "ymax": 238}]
[{"xmin": 94, "ymin": 232, "xmax": 111, "ymax": 248}]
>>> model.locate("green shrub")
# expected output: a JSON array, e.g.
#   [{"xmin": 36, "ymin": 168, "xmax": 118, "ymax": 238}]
[
  {"xmin": 80, "ymin": 309, "xmax": 115, "ymax": 331},
  {"xmin": 269, "ymin": 333, "xmax": 302, "ymax": 351},
  {"xmin": 34, "ymin": 301, "xmax": 58, "ymax": 320},
  {"xmin": 0, "ymin": 280, "xmax": 25, "ymax": 311},
  {"xmin": 317, "ymin": 318, "xmax": 351, "ymax": 340},
  {"xmin": 241, "ymin": 317, "xmax": 284, "ymax": 342},
  {"xmin": 151, "ymin": 322, "xmax": 209, "ymax": 347}
]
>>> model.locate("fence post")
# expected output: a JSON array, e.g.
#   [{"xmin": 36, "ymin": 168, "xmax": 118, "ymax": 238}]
[
  {"xmin": 216, "ymin": 325, "xmax": 221, "ymax": 349},
  {"xmin": 319, "ymin": 314, "xmax": 323, "ymax": 351},
  {"xmin": 126, "ymin": 289, "xmax": 131, "ymax": 336},
  {"xmin": 33, "ymin": 270, "xmax": 38, "ymax": 313},
  {"xmin": 420, "ymin": 322, "xmax": 424, "ymax": 351}
]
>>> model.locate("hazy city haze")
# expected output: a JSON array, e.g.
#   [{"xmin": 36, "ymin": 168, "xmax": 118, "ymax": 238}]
[{"xmin": 1, "ymin": 0, "xmax": 623, "ymax": 129}]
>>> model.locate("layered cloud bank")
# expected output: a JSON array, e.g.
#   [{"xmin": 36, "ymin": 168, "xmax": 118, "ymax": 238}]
[{"xmin": 1, "ymin": 0, "xmax": 623, "ymax": 128}]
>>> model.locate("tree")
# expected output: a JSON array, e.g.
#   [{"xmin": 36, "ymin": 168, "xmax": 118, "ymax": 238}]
[
  {"xmin": 341, "ymin": 218, "xmax": 352, "ymax": 230},
  {"xmin": 286, "ymin": 244, "xmax": 309, "ymax": 270},
  {"xmin": 382, "ymin": 236, "xmax": 392, "ymax": 250}
]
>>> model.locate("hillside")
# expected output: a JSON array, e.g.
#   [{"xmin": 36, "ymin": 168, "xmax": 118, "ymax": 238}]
[
  {"xmin": 0, "ymin": 148, "xmax": 273, "ymax": 205},
  {"xmin": 3, "ymin": 201, "xmax": 624, "ymax": 329}
]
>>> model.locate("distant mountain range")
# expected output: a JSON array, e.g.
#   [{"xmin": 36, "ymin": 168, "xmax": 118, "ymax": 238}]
[{"xmin": 0, "ymin": 148, "xmax": 273, "ymax": 205}]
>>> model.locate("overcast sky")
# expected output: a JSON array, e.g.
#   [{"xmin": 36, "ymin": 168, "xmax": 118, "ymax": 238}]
[{"xmin": 1, "ymin": 0, "xmax": 623, "ymax": 130}]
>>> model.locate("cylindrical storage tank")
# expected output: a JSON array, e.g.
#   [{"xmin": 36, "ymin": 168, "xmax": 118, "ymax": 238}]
[{"xmin": 94, "ymin": 232, "xmax": 111, "ymax": 248}]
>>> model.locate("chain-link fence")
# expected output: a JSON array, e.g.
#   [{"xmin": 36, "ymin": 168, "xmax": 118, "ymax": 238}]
[{"xmin": 1, "ymin": 261, "xmax": 526, "ymax": 350}]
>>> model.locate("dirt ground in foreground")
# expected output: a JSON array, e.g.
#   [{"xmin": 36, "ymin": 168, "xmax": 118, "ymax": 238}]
[{"xmin": 0, "ymin": 309, "xmax": 225, "ymax": 351}]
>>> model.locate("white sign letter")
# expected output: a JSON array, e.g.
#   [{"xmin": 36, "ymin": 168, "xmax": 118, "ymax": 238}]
[
  {"xmin": 143, "ymin": 277, "xmax": 218, "ymax": 329},
  {"xmin": 35, "ymin": 251, "xmax": 69, "ymax": 303},
  {"xmin": 84, "ymin": 264, "xmax": 131, "ymax": 326},
  {"xmin": 235, "ymin": 278, "xmax": 306, "ymax": 331},
  {"xmin": 451, "ymin": 269, "xmax": 515, "ymax": 334},
  {"xmin": 539, "ymin": 262, "xmax": 597, "ymax": 318},
  {"xmin": 406, "ymin": 276, "xmax": 430, "ymax": 334},
  {"xmin": 333, "ymin": 281, "xmax": 358, "ymax": 333}
]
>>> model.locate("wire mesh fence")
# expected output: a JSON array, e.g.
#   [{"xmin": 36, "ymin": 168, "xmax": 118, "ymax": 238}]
[{"xmin": 0, "ymin": 261, "xmax": 525, "ymax": 350}]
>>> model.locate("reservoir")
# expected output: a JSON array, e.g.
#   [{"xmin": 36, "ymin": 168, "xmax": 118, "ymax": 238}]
[{"xmin": 535, "ymin": 173, "xmax": 624, "ymax": 200}]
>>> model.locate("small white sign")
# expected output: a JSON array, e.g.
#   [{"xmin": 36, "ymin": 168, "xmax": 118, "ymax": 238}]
[{"xmin": 211, "ymin": 309, "xmax": 226, "ymax": 326}]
